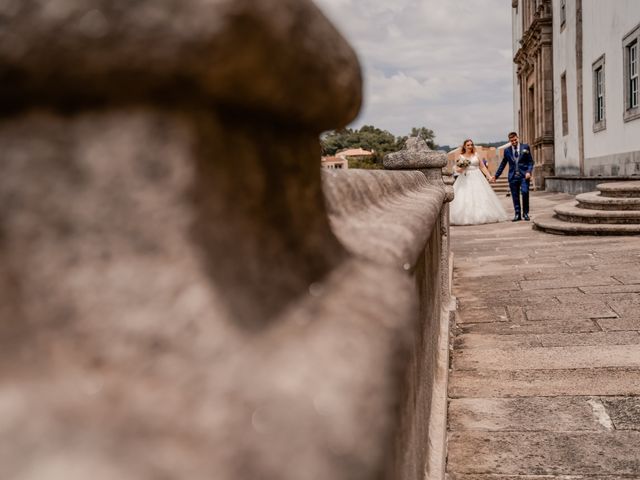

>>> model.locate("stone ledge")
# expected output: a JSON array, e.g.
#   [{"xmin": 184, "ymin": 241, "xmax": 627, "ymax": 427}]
[
  {"xmin": 323, "ymin": 169, "xmax": 446, "ymax": 268},
  {"xmin": 383, "ymin": 138, "xmax": 447, "ymax": 170},
  {"xmin": 0, "ymin": 0, "xmax": 361, "ymax": 130}
]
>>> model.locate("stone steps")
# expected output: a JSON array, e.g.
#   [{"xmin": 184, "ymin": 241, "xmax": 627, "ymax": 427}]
[
  {"xmin": 598, "ymin": 180, "xmax": 640, "ymax": 198},
  {"xmin": 533, "ymin": 212, "xmax": 640, "ymax": 235},
  {"xmin": 555, "ymin": 201, "xmax": 640, "ymax": 224},
  {"xmin": 490, "ymin": 178, "xmax": 510, "ymax": 195},
  {"xmin": 533, "ymin": 180, "xmax": 640, "ymax": 235},
  {"xmin": 576, "ymin": 191, "xmax": 640, "ymax": 210}
]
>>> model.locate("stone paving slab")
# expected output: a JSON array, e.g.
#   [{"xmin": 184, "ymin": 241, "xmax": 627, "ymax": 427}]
[
  {"xmin": 454, "ymin": 334, "xmax": 543, "ymax": 350},
  {"xmin": 456, "ymin": 331, "xmax": 640, "ymax": 350},
  {"xmin": 601, "ymin": 397, "xmax": 640, "ymax": 430},
  {"xmin": 448, "ymin": 431, "xmax": 640, "ymax": 475},
  {"xmin": 456, "ymin": 307, "xmax": 509, "ymax": 324},
  {"xmin": 449, "ymin": 397, "xmax": 613, "ymax": 432},
  {"xmin": 597, "ymin": 317, "xmax": 640, "ymax": 331},
  {"xmin": 608, "ymin": 301, "xmax": 640, "ymax": 319},
  {"xmin": 460, "ymin": 319, "xmax": 601, "ymax": 336},
  {"xmin": 521, "ymin": 267, "xmax": 600, "ymax": 280},
  {"xmin": 523, "ymin": 304, "xmax": 618, "ymax": 321},
  {"xmin": 450, "ymin": 368, "xmax": 640, "ymax": 398},
  {"xmin": 448, "ymin": 475, "xmax": 640, "ymax": 480},
  {"xmin": 448, "ymin": 192, "xmax": 640, "ymax": 478},
  {"xmin": 453, "ymin": 345, "xmax": 640, "ymax": 371},
  {"xmin": 612, "ymin": 273, "xmax": 640, "ymax": 285},
  {"xmin": 519, "ymin": 275, "xmax": 622, "ymax": 291},
  {"xmin": 556, "ymin": 293, "xmax": 640, "ymax": 304},
  {"xmin": 537, "ymin": 331, "xmax": 640, "ymax": 347},
  {"xmin": 580, "ymin": 284, "xmax": 640, "ymax": 294}
]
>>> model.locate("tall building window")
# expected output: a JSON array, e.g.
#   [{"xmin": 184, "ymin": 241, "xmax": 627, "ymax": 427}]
[
  {"xmin": 623, "ymin": 24, "xmax": 640, "ymax": 122},
  {"xmin": 629, "ymin": 41, "xmax": 638, "ymax": 108},
  {"xmin": 561, "ymin": 72, "xmax": 569, "ymax": 136},
  {"xmin": 593, "ymin": 55, "xmax": 606, "ymax": 132},
  {"xmin": 560, "ymin": 0, "xmax": 566, "ymax": 29}
]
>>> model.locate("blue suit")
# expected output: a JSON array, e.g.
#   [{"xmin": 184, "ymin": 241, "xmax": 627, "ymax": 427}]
[{"xmin": 495, "ymin": 143, "xmax": 534, "ymax": 217}]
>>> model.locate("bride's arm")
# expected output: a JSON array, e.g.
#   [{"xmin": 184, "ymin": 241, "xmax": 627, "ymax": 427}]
[{"xmin": 479, "ymin": 158, "xmax": 491, "ymax": 179}]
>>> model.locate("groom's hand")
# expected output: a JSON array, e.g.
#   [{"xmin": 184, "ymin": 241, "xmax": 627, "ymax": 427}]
[
  {"xmin": 489, "ymin": 176, "xmax": 496, "ymax": 183},
  {"xmin": 525, "ymin": 172, "xmax": 531, "ymax": 180}
]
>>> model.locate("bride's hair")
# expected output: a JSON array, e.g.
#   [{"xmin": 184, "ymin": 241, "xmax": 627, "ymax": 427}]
[{"xmin": 461, "ymin": 139, "xmax": 476, "ymax": 154}]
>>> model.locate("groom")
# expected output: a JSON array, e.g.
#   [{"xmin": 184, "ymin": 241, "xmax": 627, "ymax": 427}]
[{"xmin": 491, "ymin": 131, "xmax": 534, "ymax": 222}]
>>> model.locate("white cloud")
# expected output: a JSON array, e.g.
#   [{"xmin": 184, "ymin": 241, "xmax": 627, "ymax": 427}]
[{"xmin": 314, "ymin": 0, "xmax": 514, "ymax": 147}]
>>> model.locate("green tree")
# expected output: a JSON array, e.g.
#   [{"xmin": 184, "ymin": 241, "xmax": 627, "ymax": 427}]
[
  {"xmin": 321, "ymin": 125, "xmax": 406, "ymax": 168},
  {"xmin": 320, "ymin": 125, "xmax": 439, "ymax": 169}
]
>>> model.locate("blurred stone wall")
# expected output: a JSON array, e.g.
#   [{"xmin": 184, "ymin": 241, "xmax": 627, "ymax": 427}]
[{"xmin": 0, "ymin": 1, "xmax": 454, "ymax": 479}]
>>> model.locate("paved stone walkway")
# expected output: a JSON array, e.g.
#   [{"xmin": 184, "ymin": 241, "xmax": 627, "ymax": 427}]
[{"xmin": 446, "ymin": 191, "xmax": 640, "ymax": 479}]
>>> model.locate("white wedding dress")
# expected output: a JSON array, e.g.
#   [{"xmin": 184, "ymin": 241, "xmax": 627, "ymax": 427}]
[{"xmin": 450, "ymin": 154, "xmax": 509, "ymax": 225}]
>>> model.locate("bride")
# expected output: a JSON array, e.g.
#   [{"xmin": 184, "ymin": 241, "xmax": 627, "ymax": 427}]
[{"xmin": 450, "ymin": 139, "xmax": 509, "ymax": 225}]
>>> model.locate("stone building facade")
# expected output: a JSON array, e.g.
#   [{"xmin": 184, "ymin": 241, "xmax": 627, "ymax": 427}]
[
  {"xmin": 512, "ymin": 0, "xmax": 555, "ymax": 189},
  {"xmin": 513, "ymin": 0, "xmax": 640, "ymax": 193},
  {"xmin": 550, "ymin": 0, "xmax": 640, "ymax": 192}
]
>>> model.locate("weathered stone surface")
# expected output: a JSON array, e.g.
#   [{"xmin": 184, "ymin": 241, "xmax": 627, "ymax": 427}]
[
  {"xmin": 0, "ymin": 0, "xmax": 361, "ymax": 130},
  {"xmin": 454, "ymin": 333, "xmax": 542, "ymax": 350},
  {"xmin": 597, "ymin": 317, "xmax": 640, "ymax": 331},
  {"xmin": 524, "ymin": 303, "xmax": 618, "ymax": 321},
  {"xmin": 519, "ymin": 274, "xmax": 621, "ymax": 290},
  {"xmin": 608, "ymin": 301, "xmax": 640, "ymax": 319},
  {"xmin": 601, "ymin": 397, "xmax": 640, "ymax": 430},
  {"xmin": 611, "ymin": 273, "xmax": 640, "ymax": 284},
  {"xmin": 580, "ymin": 284, "xmax": 640, "ymax": 294},
  {"xmin": 449, "ymin": 476, "xmax": 640, "ymax": 480},
  {"xmin": 455, "ymin": 331, "xmax": 640, "ymax": 350},
  {"xmin": 537, "ymin": 331, "xmax": 640, "ymax": 347},
  {"xmin": 450, "ymin": 368, "xmax": 640, "ymax": 398},
  {"xmin": 455, "ymin": 307, "xmax": 508, "ymax": 324},
  {"xmin": 453, "ymin": 345, "xmax": 640, "ymax": 371},
  {"xmin": 383, "ymin": 137, "xmax": 447, "ymax": 170},
  {"xmin": 598, "ymin": 180, "xmax": 640, "ymax": 197},
  {"xmin": 448, "ymin": 431, "xmax": 640, "ymax": 475},
  {"xmin": 449, "ymin": 397, "xmax": 610, "ymax": 432},
  {"xmin": 460, "ymin": 319, "xmax": 600, "ymax": 335},
  {"xmin": 0, "ymin": 111, "xmax": 418, "ymax": 478},
  {"xmin": 323, "ymin": 169, "xmax": 445, "ymax": 268},
  {"xmin": 0, "ymin": 1, "xmax": 454, "ymax": 479}
]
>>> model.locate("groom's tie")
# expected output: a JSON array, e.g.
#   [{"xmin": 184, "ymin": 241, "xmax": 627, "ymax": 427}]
[{"xmin": 514, "ymin": 145, "xmax": 520, "ymax": 175}]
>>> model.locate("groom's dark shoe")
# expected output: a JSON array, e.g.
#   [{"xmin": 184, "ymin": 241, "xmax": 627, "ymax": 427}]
[
  {"xmin": 512, "ymin": 214, "xmax": 522, "ymax": 222},
  {"xmin": 523, "ymin": 214, "xmax": 530, "ymax": 221}
]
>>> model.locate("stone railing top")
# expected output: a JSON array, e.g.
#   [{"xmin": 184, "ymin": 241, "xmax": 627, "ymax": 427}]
[
  {"xmin": 0, "ymin": 0, "xmax": 361, "ymax": 131},
  {"xmin": 323, "ymin": 169, "xmax": 446, "ymax": 268},
  {"xmin": 383, "ymin": 137, "xmax": 448, "ymax": 170}
]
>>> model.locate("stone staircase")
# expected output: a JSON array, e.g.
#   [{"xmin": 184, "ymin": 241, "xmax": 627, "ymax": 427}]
[
  {"xmin": 491, "ymin": 175, "xmax": 511, "ymax": 196},
  {"xmin": 533, "ymin": 180, "xmax": 640, "ymax": 235}
]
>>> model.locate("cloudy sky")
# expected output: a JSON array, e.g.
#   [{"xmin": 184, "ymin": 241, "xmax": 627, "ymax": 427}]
[{"xmin": 314, "ymin": 0, "xmax": 515, "ymax": 148}]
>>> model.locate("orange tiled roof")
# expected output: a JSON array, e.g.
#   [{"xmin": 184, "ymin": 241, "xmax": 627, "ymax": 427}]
[{"xmin": 336, "ymin": 148, "xmax": 374, "ymax": 157}]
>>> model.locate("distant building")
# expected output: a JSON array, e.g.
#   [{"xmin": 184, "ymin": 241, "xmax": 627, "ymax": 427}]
[
  {"xmin": 321, "ymin": 156, "xmax": 349, "ymax": 169},
  {"xmin": 512, "ymin": 0, "xmax": 640, "ymax": 193},
  {"xmin": 336, "ymin": 148, "xmax": 375, "ymax": 159},
  {"xmin": 321, "ymin": 147, "xmax": 375, "ymax": 170}
]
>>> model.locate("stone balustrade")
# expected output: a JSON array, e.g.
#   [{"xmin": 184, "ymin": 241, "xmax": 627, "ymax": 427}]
[{"xmin": 0, "ymin": 1, "xmax": 454, "ymax": 479}]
